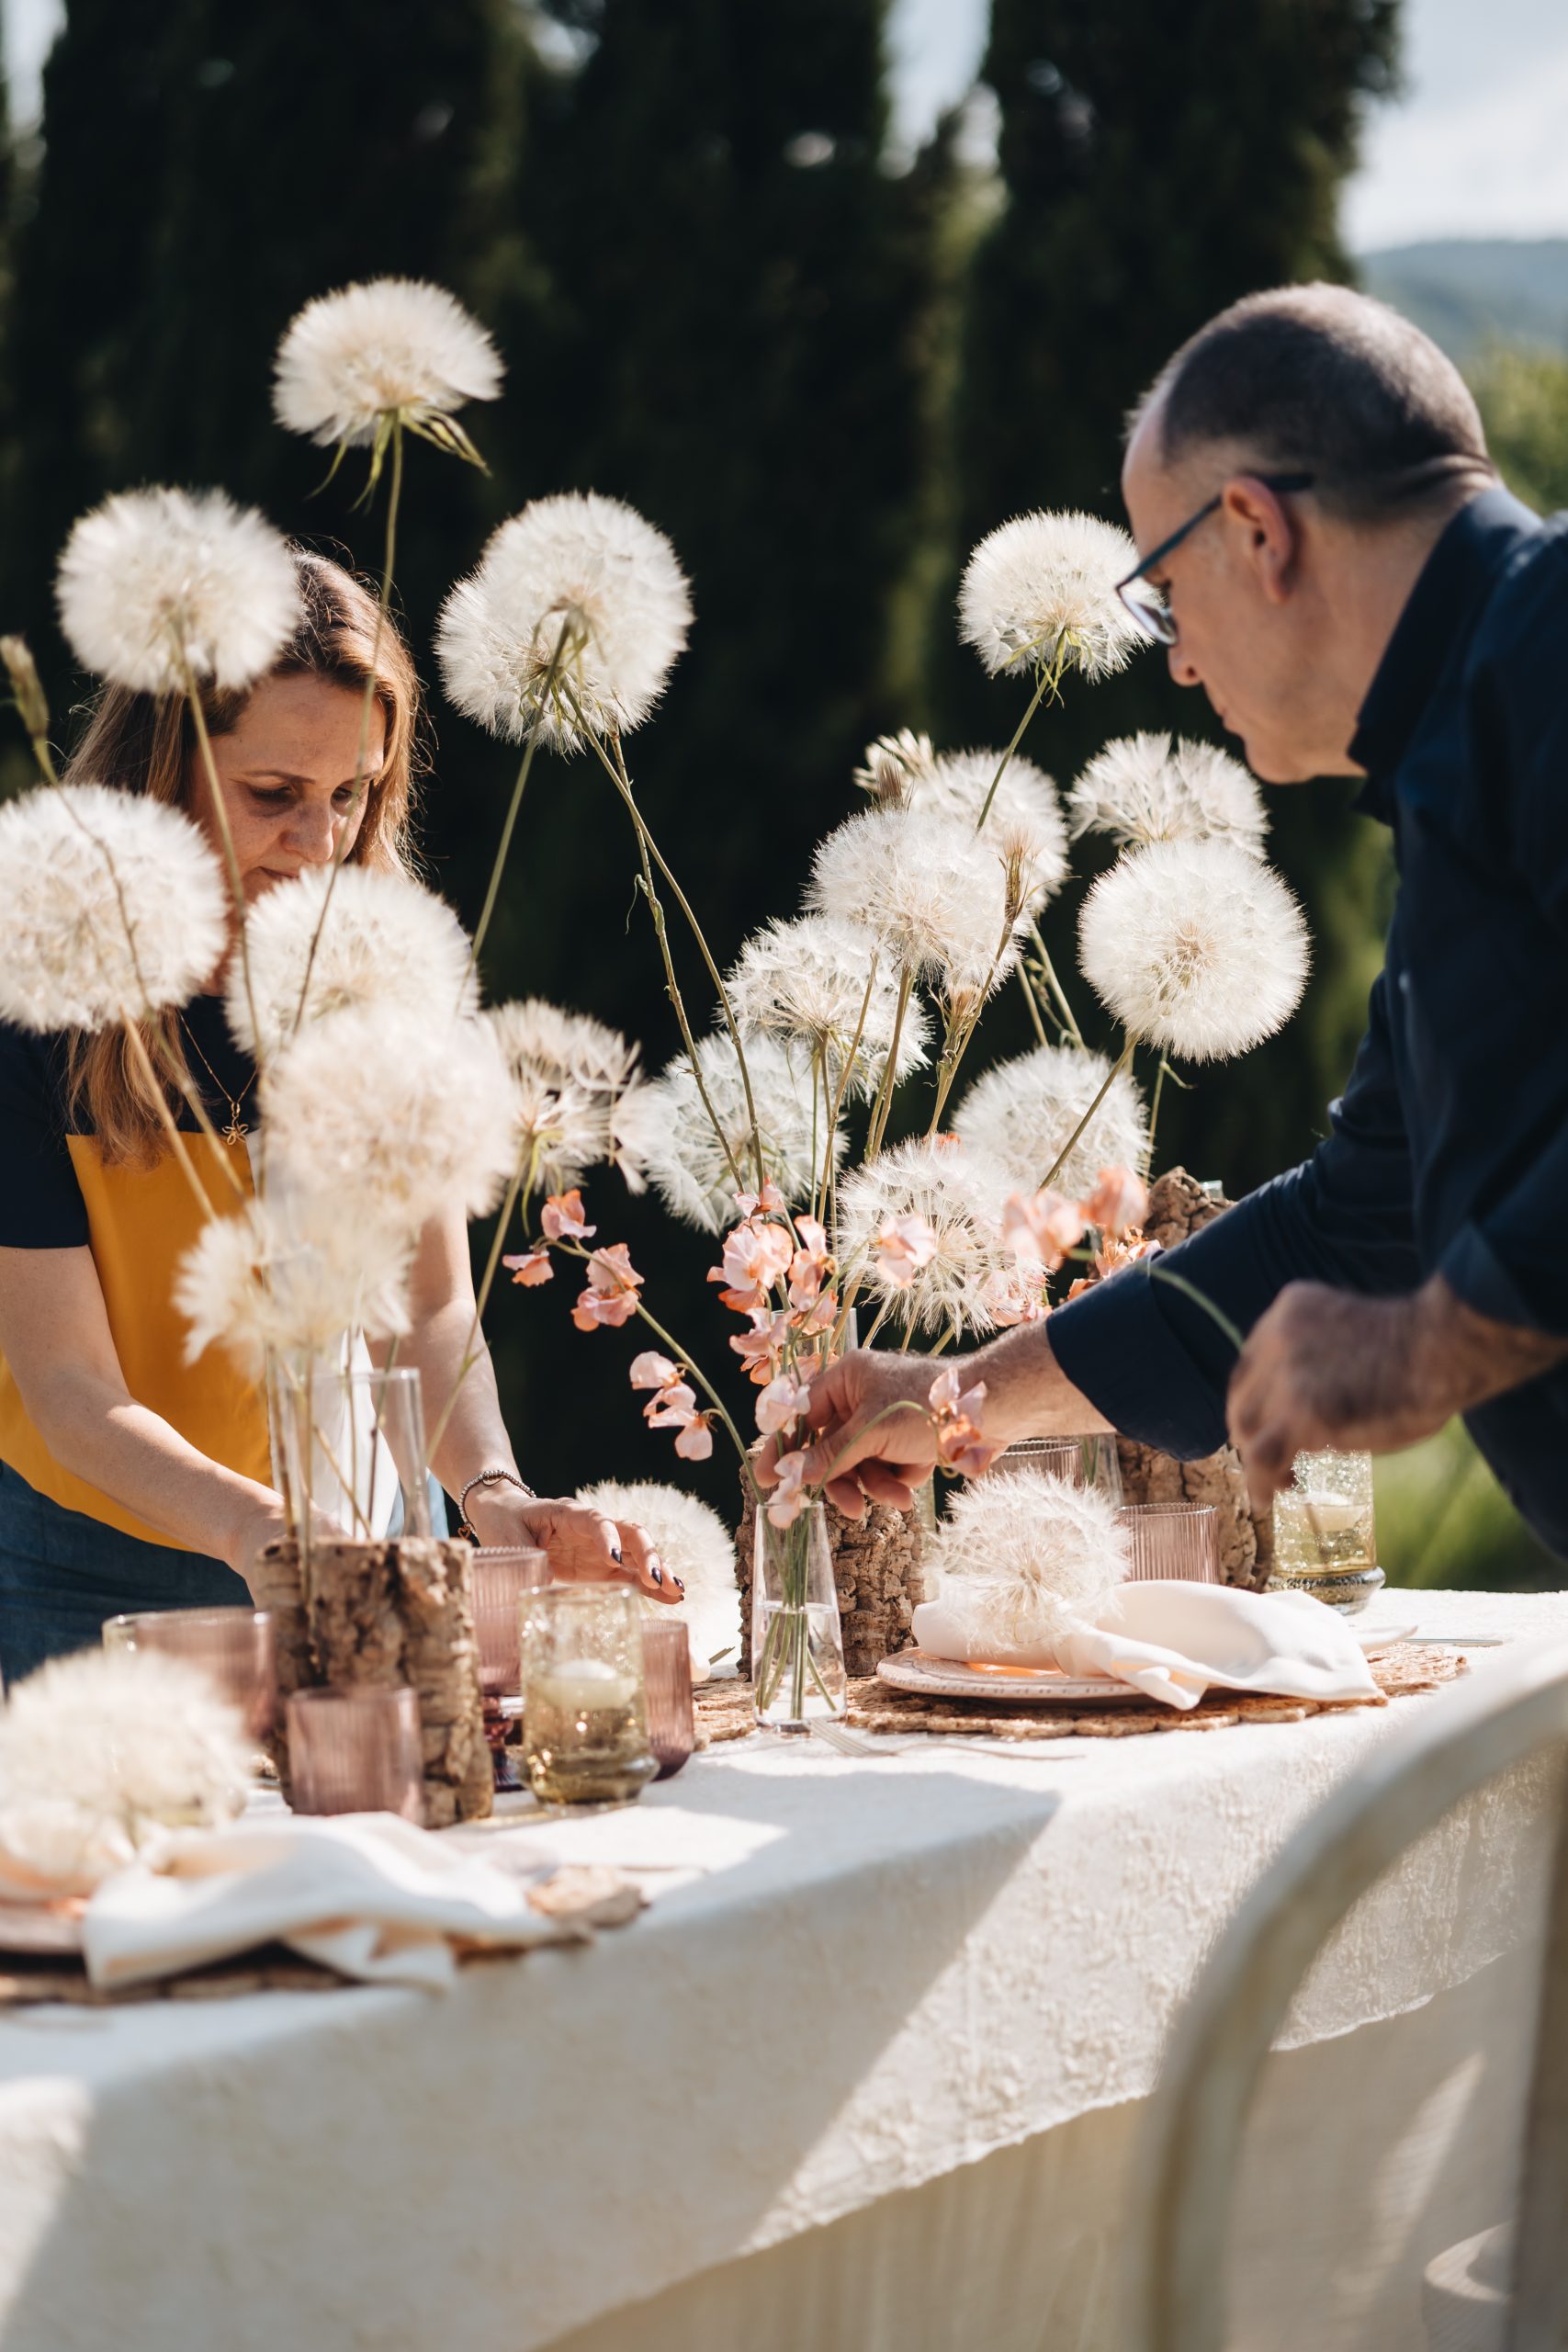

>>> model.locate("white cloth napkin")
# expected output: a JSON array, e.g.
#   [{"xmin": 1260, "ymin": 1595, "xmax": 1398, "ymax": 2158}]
[
  {"xmin": 82, "ymin": 1812, "xmax": 589, "ymax": 1993},
  {"xmin": 910, "ymin": 1578, "xmax": 1379, "ymax": 1713}
]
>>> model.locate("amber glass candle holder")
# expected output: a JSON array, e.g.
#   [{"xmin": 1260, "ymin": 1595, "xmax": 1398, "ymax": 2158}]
[
  {"xmin": 286, "ymin": 1686, "xmax": 423, "ymax": 1822},
  {"xmin": 1269, "ymin": 1451, "xmax": 1383, "ymax": 1613},
  {"xmin": 520, "ymin": 1587, "xmax": 656, "ymax": 1807},
  {"xmin": 640, "ymin": 1620, "xmax": 696, "ymax": 1780}
]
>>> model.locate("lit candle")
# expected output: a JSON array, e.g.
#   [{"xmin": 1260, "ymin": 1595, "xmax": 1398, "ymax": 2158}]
[
  {"xmin": 533, "ymin": 1661, "xmax": 639, "ymax": 1716},
  {"xmin": 1295, "ymin": 1495, "xmax": 1363, "ymax": 1535}
]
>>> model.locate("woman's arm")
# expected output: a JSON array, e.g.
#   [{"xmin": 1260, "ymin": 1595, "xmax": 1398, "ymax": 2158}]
[
  {"xmin": 0, "ymin": 1244, "xmax": 286, "ymax": 1580},
  {"xmin": 385, "ymin": 1208, "xmax": 678, "ymax": 1600}
]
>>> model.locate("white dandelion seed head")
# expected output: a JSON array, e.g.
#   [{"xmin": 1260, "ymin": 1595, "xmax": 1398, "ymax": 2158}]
[
  {"xmin": 1078, "ymin": 838, "xmax": 1311, "ymax": 1062},
  {"xmin": 436, "ymin": 492, "xmax": 693, "ymax": 749},
  {"xmin": 852, "ymin": 728, "xmax": 940, "ymax": 800},
  {"xmin": 953, "ymin": 1043, "xmax": 1149, "ymax": 1202},
  {"xmin": 488, "ymin": 998, "xmax": 649, "ymax": 1193},
  {"xmin": 261, "ymin": 1006, "xmax": 520, "ymax": 1233},
  {"xmin": 1067, "ymin": 731, "xmax": 1268, "ymax": 854},
  {"xmin": 958, "ymin": 510, "xmax": 1144, "ymax": 684},
  {"xmin": 908, "ymin": 747, "xmax": 1069, "ymax": 906},
  {"xmin": 174, "ymin": 1193, "xmax": 414, "ymax": 1376},
  {"xmin": 0, "ymin": 784, "xmax": 227, "ymax": 1033},
  {"xmin": 642, "ymin": 1033, "xmax": 836, "ymax": 1234},
  {"xmin": 0, "ymin": 1649, "xmax": 252, "ymax": 1892},
  {"xmin": 576, "ymin": 1480, "xmax": 740, "ymax": 1676},
  {"xmin": 928, "ymin": 1472, "xmax": 1129, "ymax": 1660},
  {"xmin": 725, "ymin": 915, "xmax": 931, "ymax": 1102},
  {"xmin": 834, "ymin": 1138, "xmax": 1018, "ymax": 1340},
  {"xmin": 227, "ymin": 865, "xmax": 478, "ymax": 1062},
  {"xmin": 807, "ymin": 806, "xmax": 1031, "ymax": 1003},
  {"xmin": 56, "ymin": 487, "xmax": 301, "ymax": 695},
  {"xmin": 273, "ymin": 277, "xmax": 503, "ymax": 447}
]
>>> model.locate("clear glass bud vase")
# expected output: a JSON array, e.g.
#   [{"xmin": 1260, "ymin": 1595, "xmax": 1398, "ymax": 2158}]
[{"xmin": 751, "ymin": 1500, "xmax": 847, "ymax": 1728}]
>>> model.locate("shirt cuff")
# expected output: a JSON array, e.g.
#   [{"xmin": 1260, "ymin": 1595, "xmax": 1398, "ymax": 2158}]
[
  {"xmin": 1438, "ymin": 1220, "xmax": 1565, "ymax": 1336},
  {"xmin": 1047, "ymin": 1261, "xmax": 1231, "ymax": 1461}
]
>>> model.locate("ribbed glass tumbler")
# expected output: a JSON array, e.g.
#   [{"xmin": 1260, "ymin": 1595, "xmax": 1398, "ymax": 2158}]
[
  {"xmin": 104, "ymin": 1606, "xmax": 277, "ymax": 1739},
  {"xmin": 286, "ymin": 1686, "xmax": 423, "ymax": 1822},
  {"xmin": 640, "ymin": 1620, "xmax": 696, "ymax": 1780},
  {"xmin": 1118, "ymin": 1503, "xmax": 1221, "ymax": 1584}
]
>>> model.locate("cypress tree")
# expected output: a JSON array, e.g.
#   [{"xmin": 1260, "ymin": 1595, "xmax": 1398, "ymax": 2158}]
[{"xmin": 932, "ymin": 0, "xmax": 1401, "ymax": 1194}]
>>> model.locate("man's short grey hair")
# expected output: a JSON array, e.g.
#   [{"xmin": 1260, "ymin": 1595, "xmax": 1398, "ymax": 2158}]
[{"xmin": 1134, "ymin": 283, "xmax": 1497, "ymax": 519}]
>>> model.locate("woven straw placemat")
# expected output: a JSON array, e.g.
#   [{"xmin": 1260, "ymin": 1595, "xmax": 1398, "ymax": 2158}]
[{"xmin": 694, "ymin": 1642, "xmax": 1468, "ymax": 1747}]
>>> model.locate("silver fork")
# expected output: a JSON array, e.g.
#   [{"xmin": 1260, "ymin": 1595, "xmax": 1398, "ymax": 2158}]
[{"xmin": 806, "ymin": 1718, "xmax": 1080, "ymax": 1762}]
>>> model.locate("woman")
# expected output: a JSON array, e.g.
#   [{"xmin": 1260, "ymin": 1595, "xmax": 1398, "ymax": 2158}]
[{"xmin": 0, "ymin": 551, "xmax": 674, "ymax": 1684}]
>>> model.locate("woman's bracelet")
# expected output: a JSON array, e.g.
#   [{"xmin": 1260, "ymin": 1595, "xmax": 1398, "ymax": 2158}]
[{"xmin": 457, "ymin": 1467, "xmax": 536, "ymax": 1542}]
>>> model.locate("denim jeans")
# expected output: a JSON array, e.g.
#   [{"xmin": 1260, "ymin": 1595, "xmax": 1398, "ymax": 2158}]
[{"xmin": 0, "ymin": 1459, "xmax": 251, "ymax": 1689}]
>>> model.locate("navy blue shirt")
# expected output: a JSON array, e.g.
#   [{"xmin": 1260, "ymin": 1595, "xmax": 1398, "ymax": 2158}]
[{"xmin": 1050, "ymin": 487, "xmax": 1568, "ymax": 1559}]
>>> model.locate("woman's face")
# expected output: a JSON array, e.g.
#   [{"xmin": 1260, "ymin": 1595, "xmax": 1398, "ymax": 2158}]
[{"xmin": 192, "ymin": 672, "xmax": 386, "ymax": 905}]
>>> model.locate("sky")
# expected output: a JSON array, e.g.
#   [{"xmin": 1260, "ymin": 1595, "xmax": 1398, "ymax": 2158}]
[{"xmin": 5, "ymin": 0, "xmax": 1568, "ymax": 251}]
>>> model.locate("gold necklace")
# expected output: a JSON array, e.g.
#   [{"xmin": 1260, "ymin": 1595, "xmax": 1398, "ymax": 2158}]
[{"xmin": 181, "ymin": 1016, "xmax": 254, "ymax": 1147}]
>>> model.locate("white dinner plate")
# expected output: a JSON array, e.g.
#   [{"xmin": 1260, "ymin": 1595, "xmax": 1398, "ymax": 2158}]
[{"xmin": 874, "ymin": 1652, "xmax": 1144, "ymax": 1704}]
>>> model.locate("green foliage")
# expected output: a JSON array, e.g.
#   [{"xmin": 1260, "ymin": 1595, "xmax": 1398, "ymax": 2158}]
[
  {"xmin": 1470, "ymin": 343, "xmax": 1568, "ymax": 516},
  {"xmin": 1375, "ymin": 1422, "xmax": 1559, "ymax": 1592}
]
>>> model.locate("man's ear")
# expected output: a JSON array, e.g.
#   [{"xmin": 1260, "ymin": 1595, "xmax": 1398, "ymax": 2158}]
[{"xmin": 1221, "ymin": 475, "xmax": 1300, "ymax": 606}]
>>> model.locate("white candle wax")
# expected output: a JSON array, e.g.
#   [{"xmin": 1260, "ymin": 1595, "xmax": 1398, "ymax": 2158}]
[
  {"xmin": 534, "ymin": 1661, "xmax": 638, "ymax": 1714},
  {"xmin": 1293, "ymin": 1494, "xmax": 1365, "ymax": 1534}
]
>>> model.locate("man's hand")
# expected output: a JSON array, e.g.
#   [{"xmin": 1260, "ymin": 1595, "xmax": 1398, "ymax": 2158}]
[
  {"xmin": 1228, "ymin": 1275, "xmax": 1568, "ymax": 1510},
  {"xmin": 754, "ymin": 1350, "xmax": 959, "ymax": 1519}
]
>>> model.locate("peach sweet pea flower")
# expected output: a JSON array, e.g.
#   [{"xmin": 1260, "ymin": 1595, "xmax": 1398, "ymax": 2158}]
[
  {"xmin": 542, "ymin": 1189, "xmax": 596, "ymax": 1241},
  {"xmin": 503, "ymin": 1250, "xmax": 553, "ymax": 1287},
  {"xmin": 790, "ymin": 1288, "xmax": 839, "ymax": 1338},
  {"xmin": 629, "ymin": 1350, "xmax": 681, "ymax": 1390},
  {"xmin": 1081, "ymin": 1165, "xmax": 1150, "ymax": 1238},
  {"xmin": 755, "ymin": 1369, "xmax": 814, "ymax": 1437},
  {"xmin": 1002, "ymin": 1188, "xmax": 1086, "ymax": 1272},
  {"xmin": 975, "ymin": 1265, "xmax": 1047, "ymax": 1328},
  {"xmin": 786, "ymin": 1215, "xmax": 832, "ymax": 1310},
  {"xmin": 873, "ymin": 1213, "xmax": 939, "ymax": 1288},
  {"xmin": 708, "ymin": 1216, "xmax": 795, "ymax": 1313},
  {"xmin": 645, "ymin": 1380, "xmax": 700, "ymax": 1429},
  {"xmin": 734, "ymin": 1180, "xmax": 786, "ymax": 1217},
  {"xmin": 674, "ymin": 1415, "xmax": 715, "ymax": 1462},
  {"xmin": 729, "ymin": 1309, "xmax": 793, "ymax": 1385},
  {"xmin": 570, "ymin": 1242, "xmax": 643, "ymax": 1330},
  {"xmin": 928, "ymin": 1366, "xmax": 992, "ymax": 1477},
  {"xmin": 766, "ymin": 1447, "xmax": 812, "ymax": 1529}
]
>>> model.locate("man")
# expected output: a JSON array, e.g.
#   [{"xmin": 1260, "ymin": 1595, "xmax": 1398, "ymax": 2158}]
[{"xmin": 769, "ymin": 283, "xmax": 1568, "ymax": 1556}]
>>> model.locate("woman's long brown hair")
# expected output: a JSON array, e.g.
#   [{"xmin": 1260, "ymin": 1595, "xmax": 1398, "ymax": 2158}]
[{"xmin": 65, "ymin": 549, "xmax": 425, "ymax": 1165}]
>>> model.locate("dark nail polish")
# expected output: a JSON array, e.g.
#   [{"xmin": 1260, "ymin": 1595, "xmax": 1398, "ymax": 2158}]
[
  {"xmin": 649, "ymin": 1564, "xmax": 663, "ymax": 1586},
  {"xmin": 610, "ymin": 1543, "xmax": 623, "ymax": 1565},
  {"xmin": 673, "ymin": 1575, "xmax": 685, "ymax": 1594}
]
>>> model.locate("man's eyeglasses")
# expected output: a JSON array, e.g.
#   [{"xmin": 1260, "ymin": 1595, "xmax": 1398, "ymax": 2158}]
[{"xmin": 1115, "ymin": 471, "xmax": 1314, "ymax": 646}]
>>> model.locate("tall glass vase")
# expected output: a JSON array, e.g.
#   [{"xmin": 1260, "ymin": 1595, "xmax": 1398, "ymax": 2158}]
[{"xmin": 751, "ymin": 1500, "xmax": 847, "ymax": 1729}]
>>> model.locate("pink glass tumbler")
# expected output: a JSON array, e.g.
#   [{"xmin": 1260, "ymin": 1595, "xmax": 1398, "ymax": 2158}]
[
  {"xmin": 470, "ymin": 1547, "xmax": 550, "ymax": 1793},
  {"xmin": 286, "ymin": 1687, "xmax": 423, "ymax": 1823},
  {"xmin": 1117, "ymin": 1503, "xmax": 1221, "ymax": 1584},
  {"xmin": 104, "ymin": 1607, "xmax": 276, "ymax": 1739},
  {"xmin": 640, "ymin": 1620, "xmax": 696, "ymax": 1780}
]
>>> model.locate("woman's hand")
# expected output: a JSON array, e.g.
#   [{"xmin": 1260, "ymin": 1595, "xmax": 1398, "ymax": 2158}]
[{"xmin": 462, "ymin": 1482, "xmax": 682, "ymax": 1603}]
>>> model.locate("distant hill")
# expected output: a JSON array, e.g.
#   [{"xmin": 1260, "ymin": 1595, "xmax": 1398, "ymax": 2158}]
[{"xmin": 1360, "ymin": 240, "xmax": 1568, "ymax": 362}]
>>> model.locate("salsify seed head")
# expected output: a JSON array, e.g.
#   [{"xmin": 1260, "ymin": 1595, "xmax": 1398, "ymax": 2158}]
[
  {"xmin": 834, "ymin": 1137, "xmax": 1018, "ymax": 1342},
  {"xmin": 726, "ymin": 915, "xmax": 931, "ymax": 1102},
  {"xmin": 436, "ymin": 492, "xmax": 693, "ymax": 749},
  {"xmin": 261, "ymin": 1005, "xmax": 519, "ymax": 1234},
  {"xmin": 958, "ymin": 510, "xmax": 1144, "ymax": 684},
  {"xmin": 1067, "ymin": 731, "xmax": 1268, "ymax": 854},
  {"xmin": 56, "ymin": 487, "xmax": 301, "ymax": 695},
  {"xmin": 1077, "ymin": 837, "xmax": 1310, "ymax": 1062},
  {"xmin": 852, "ymin": 728, "xmax": 941, "ymax": 801},
  {"xmin": 953, "ymin": 1043, "xmax": 1148, "ymax": 1203},
  {"xmin": 642, "ymin": 1033, "xmax": 834, "ymax": 1235},
  {"xmin": 228, "ymin": 865, "xmax": 478, "ymax": 1063},
  {"xmin": 576, "ymin": 1479, "xmax": 740, "ymax": 1677},
  {"xmin": 489, "ymin": 998, "xmax": 653, "ymax": 1194},
  {"xmin": 928, "ymin": 1472, "xmax": 1129, "ymax": 1661},
  {"xmin": 175, "ymin": 1192, "xmax": 413, "ymax": 1375},
  {"xmin": 907, "ymin": 747, "xmax": 1068, "ymax": 899},
  {"xmin": 0, "ymin": 784, "xmax": 227, "ymax": 1033},
  {"xmin": 273, "ymin": 277, "xmax": 503, "ymax": 448},
  {"xmin": 807, "ymin": 805, "xmax": 1041, "ymax": 1005}
]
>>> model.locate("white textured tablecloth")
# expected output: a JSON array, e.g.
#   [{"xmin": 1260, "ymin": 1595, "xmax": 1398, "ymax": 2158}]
[{"xmin": 0, "ymin": 1588, "xmax": 1560, "ymax": 2352}]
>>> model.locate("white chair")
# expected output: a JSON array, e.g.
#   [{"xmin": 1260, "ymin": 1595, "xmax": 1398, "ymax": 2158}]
[{"xmin": 1121, "ymin": 1640, "xmax": 1568, "ymax": 2352}]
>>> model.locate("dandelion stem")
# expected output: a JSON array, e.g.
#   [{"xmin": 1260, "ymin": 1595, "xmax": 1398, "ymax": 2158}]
[
  {"xmin": 818, "ymin": 959, "xmax": 878, "ymax": 1222},
  {"xmin": 1146, "ymin": 1055, "xmax": 1168, "ymax": 1176},
  {"xmin": 1147, "ymin": 1264, "xmax": 1246, "ymax": 1355},
  {"xmin": 863, "ymin": 969, "xmax": 913, "ymax": 1162},
  {"xmin": 974, "ymin": 646, "xmax": 1063, "ymax": 833},
  {"xmin": 423, "ymin": 1137, "xmax": 545, "ymax": 1469},
  {"xmin": 1017, "ymin": 962, "xmax": 1049, "ymax": 1047},
  {"xmin": 465, "ymin": 617, "xmax": 574, "ymax": 990},
  {"xmin": 1028, "ymin": 921, "xmax": 1085, "ymax": 1046},
  {"xmin": 290, "ymin": 416, "xmax": 404, "ymax": 1041},
  {"xmin": 180, "ymin": 658, "xmax": 265, "ymax": 1081},
  {"xmin": 118, "ymin": 1013, "xmax": 215, "ymax": 1224},
  {"xmin": 1039, "ymin": 1033, "xmax": 1138, "ymax": 1192}
]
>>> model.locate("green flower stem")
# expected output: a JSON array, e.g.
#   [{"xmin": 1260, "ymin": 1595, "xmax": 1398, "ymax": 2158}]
[
  {"xmin": 1028, "ymin": 920, "xmax": 1085, "ymax": 1047},
  {"xmin": 574, "ymin": 718, "xmax": 755, "ymax": 1198},
  {"xmin": 1146, "ymin": 1264, "xmax": 1246, "ymax": 1354},
  {"xmin": 974, "ymin": 657, "xmax": 1055, "ymax": 833},
  {"xmin": 1039, "ymin": 1033, "xmax": 1138, "ymax": 1192},
  {"xmin": 863, "ymin": 967, "xmax": 914, "ymax": 1163},
  {"xmin": 1017, "ymin": 962, "xmax": 1049, "ymax": 1047},
  {"xmin": 423, "ymin": 1136, "xmax": 546, "ymax": 1468},
  {"xmin": 466, "ymin": 616, "xmax": 577, "ymax": 989},
  {"xmin": 290, "ymin": 418, "xmax": 404, "ymax": 1041},
  {"xmin": 179, "ymin": 657, "xmax": 265, "ymax": 1084}
]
